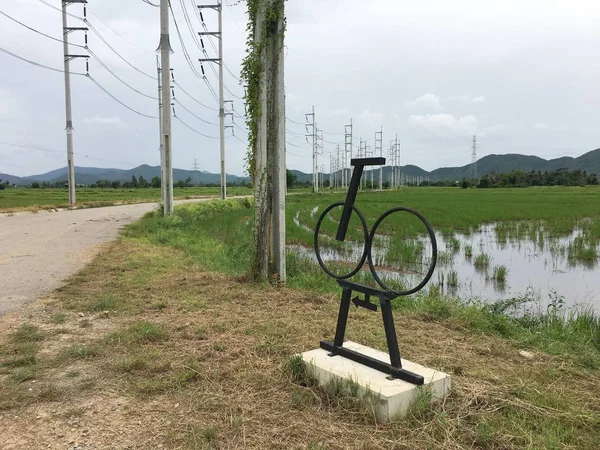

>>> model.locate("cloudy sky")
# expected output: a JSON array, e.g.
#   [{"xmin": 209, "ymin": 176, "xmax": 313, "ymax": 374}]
[{"xmin": 1, "ymin": 0, "xmax": 599, "ymax": 177}]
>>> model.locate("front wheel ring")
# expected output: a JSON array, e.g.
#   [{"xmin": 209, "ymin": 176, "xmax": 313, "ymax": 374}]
[{"xmin": 314, "ymin": 202, "xmax": 370, "ymax": 280}]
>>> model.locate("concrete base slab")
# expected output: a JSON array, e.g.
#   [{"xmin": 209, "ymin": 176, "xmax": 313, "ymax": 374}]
[{"xmin": 300, "ymin": 341, "xmax": 451, "ymax": 420}]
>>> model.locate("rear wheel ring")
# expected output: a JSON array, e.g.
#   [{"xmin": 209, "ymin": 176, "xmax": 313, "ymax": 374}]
[{"xmin": 367, "ymin": 206, "xmax": 437, "ymax": 295}]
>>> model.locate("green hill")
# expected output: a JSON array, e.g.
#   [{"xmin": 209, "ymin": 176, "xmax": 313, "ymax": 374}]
[{"xmin": 3, "ymin": 148, "xmax": 599, "ymax": 186}]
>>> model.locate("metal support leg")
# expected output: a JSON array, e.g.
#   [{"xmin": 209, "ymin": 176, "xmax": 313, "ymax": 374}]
[
  {"xmin": 333, "ymin": 288, "xmax": 352, "ymax": 347},
  {"xmin": 380, "ymin": 297, "xmax": 402, "ymax": 369}
]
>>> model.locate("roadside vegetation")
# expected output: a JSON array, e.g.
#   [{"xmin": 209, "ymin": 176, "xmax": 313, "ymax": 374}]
[
  {"xmin": 1, "ymin": 188, "xmax": 599, "ymax": 448},
  {"xmin": 0, "ymin": 186, "xmax": 254, "ymax": 212}
]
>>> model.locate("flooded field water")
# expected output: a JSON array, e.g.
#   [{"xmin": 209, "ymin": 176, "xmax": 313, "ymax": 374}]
[
  {"xmin": 434, "ymin": 223, "xmax": 599, "ymax": 312},
  {"xmin": 291, "ymin": 215, "xmax": 600, "ymax": 312}
]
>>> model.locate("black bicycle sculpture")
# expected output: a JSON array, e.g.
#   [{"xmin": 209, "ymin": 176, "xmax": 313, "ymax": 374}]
[{"xmin": 314, "ymin": 157, "xmax": 437, "ymax": 385}]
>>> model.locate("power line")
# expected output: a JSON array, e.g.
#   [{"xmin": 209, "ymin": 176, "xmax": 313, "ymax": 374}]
[
  {"xmin": 173, "ymin": 115, "xmax": 218, "ymax": 139},
  {"xmin": 141, "ymin": 0, "xmax": 160, "ymax": 6},
  {"xmin": 87, "ymin": 47, "xmax": 157, "ymax": 100},
  {"xmin": 0, "ymin": 45, "xmax": 86, "ymax": 75},
  {"xmin": 85, "ymin": 20, "xmax": 156, "ymax": 80},
  {"xmin": 172, "ymin": 79, "xmax": 218, "ymax": 111},
  {"xmin": 192, "ymin": 0, "xmax": 241, "ymax": 84},
  {"xmin": 85, "ymin": 6, "xmax": 153, "ymax": 55},
  {"xmin": 286, "ymin": 117, "xmax": 305, "ymax": 125},
  {"xmin": 173, "ymin": 97, "xmax": 219, "ymax": 125},
  {"xmin": 0, "ymin": 141, "xmax": 135, "ymax": 166},
  {"xmin": 88, "ymin": 75, "xmax": 158, "ymax": 119},
  {"xmin": 0, "ymin": 10, "xmax": 85, "ymax": 48},
  {"xmin": 38, "ymin": 0, "xmax": 83, "ymax": 20}
]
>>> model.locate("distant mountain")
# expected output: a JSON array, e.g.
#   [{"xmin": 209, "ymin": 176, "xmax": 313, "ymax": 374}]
[
  {"xmin": 3, "ymin": 149, "xmax": 599, "ymax": 186},
  {"xmin": 3, "ymin": 165, "xmax": 250, "ymax": 186}
]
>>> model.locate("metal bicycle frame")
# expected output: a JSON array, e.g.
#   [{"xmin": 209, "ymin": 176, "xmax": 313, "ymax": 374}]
[{"xmin": 315, "ymin": 157, "xmax": 437, "ymax": 385}]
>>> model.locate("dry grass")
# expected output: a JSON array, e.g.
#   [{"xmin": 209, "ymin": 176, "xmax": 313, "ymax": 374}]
[{"xmin": 0, "ymin": 241, "xmax": 599, "ymax": 449}]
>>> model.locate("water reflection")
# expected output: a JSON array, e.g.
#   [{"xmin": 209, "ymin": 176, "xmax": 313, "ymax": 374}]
[{"xmin": 289, "ymin": 219, "xmax": 600, "ymax": 312}]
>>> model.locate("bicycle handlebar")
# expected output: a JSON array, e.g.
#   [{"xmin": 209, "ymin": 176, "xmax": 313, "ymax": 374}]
[{"xmin": 336, "ymin": 157, "xmax": 386, "ymax": 241}]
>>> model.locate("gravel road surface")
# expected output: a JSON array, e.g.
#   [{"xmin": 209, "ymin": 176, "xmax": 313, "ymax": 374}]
[{"xmin": 0, "ymin": 200, "xmax": 203, "ymax": 315}]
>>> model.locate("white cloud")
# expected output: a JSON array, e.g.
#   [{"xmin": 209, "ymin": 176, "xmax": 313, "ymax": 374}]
[
  {"xmin": 533, "ymin": 122, "xmax": 569, "ymax": 131},
  {"xmin": 484, "ymin": 124, "xmax": 506, "ymax": 136},
  {"xmin": 405, "ymin": 93, "xmax": 442, "ymax": 111},
  {"xmin": 408, "ymin": 114, "xmax": 478, "ymax": 137},
  {"xmin": 359, "ymin": 104, "xmax": 385, "ymax": 124},
  {"xmin": 323, "ymin": 108, "xmax": 350, "ymax": 118},
  {"xmin": 447, "ymin": 94, "xmax": 486, "ymax": 103},
  {"xmin": 83, "ymin": 116, "xmax": 125, "ymax": 127}
]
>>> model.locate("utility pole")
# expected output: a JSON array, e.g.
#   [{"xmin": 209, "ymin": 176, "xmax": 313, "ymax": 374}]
[
  {"xmin": 388, "ymin": 140, "xmax": 395, "ymax": 188},
  {"xmin": 336, "ymin": 145, "xmax": 341, "ymax": 189},
  {"xmin": 359, "ymin": 138, "xmax": 367, "ymax": 189},
  {"xmin": 61, "ymin": 0, "xmax": 88, "ymax": 205},
  {"xmin": 198, "ymin": 1, "xmax": 226, "ymax": 199},
  {"xmin": 470, "ymin": 135, "xmax": 478, "ymax": 181},
  {"xmin": 305, "ymin": 106, "xmax": 316, "ymax": 192},
  {"xmin": 375, "ymin": 126, "xmax": 383, "ymax": 190},
  {"xmin": 395, "ymin": 135, "xmax": 399, "ymax": 189},
  {"xmin": 250, "ymin": 0, "xmax": 286, "ymax": 282},
  {"xmin": 159, "ymin": 0, "xmax": 174, "ymax": 215},
  {"xmin": 192, "ymin": 159, "xmax": 200, "ymax": 185},
  {"xmin": 156, "ymin": 56, "xmax": 165, "ymax": 202},
  {"xmin": 344, "ymin": 118, "xmax": 353, "ymax": 189}
]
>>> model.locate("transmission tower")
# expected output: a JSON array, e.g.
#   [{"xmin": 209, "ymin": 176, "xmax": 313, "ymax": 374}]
[
  {"xmin": 192, "ymin": 159, "xmax": 200, "ymax": 185},
  {"xmin": 470, "ymin": 135, "xmax": 478, "ymax": 180},
  {"xmin": 375, "ymin": 127, "xmax": 383, "ymax": 190},
  {"xmin": 366, "ymin": 145, "xmax": 374, "ymax": 189},
  {"xmin": 359, "ymin": 138, "xmax": 367, "ymax": 189},
  {"xmin": 344, "ymin": 119, "xmax": 353, "ymax": 188},
  {"xmin": 305, "ymin": 106, "xmax": 317, "ymax": 192}
]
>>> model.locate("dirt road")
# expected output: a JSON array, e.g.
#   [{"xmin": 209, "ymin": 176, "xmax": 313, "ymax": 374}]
[{"xmin": 0, "ymin": 200, "xmax": 201, "ymax": 315}]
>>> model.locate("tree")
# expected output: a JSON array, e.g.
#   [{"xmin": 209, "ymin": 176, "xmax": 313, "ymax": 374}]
[
  {"xmin": 131, "ymin": 175, "xmax": 138, "ymax": 188},
  {"xmin": 111, "ymin": 180, "xmax": 121, "ymax": 189},
  {"xmin": 286, "ymin": 169, "xmax": 297, "ymax": 188},
  {"xmin": 460, "ymin": 178, "xmax": 471, "ymax": 189},
  {"xmin": 31, "ymin": 182, "xmax": 40, "ymax": 189},
  {"xmin": 151, "ymin": 176, "xmax": 161, "ymax": 188},
  {"xmin": 138, "ymin": 175, "xmax": 148, "ymax": 188}
]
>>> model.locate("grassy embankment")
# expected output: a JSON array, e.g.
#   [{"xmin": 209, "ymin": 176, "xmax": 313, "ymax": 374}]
[
  {"xmin": 0, "ymin": 186, "xmax": 254, "ymax": 213},
  {"xmin": 1, "ymin": 187, "xmax": 599, "ymax": 448}
]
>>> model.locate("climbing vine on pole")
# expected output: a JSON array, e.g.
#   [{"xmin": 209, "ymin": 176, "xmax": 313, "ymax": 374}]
[
  {"xmin": 241, "ymin": 0, "xmax": 287, "ymax": 282},
  {"xmin": 241, "ymin": 0, "xmax": 286, "ymax": 179}
]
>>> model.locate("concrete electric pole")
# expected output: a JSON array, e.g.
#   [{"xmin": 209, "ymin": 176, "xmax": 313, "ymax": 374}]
[
  {"xmin": 198, "ymin": 2, "xmax": 227, "ymax": 199},
  {"xmin": 305, "ymin": 106, "xmax": 317, "ymax": 192},
  {"xmin": 159, "ymin": 0, "xmax": 174, "ymax": 215},
  {"xmin": 61, "ymin": 0, "xmax": 88, "ymax": 205},
  {"xmin": 156, "ymin": 55, "xmax": 165, "ymax": 203}
]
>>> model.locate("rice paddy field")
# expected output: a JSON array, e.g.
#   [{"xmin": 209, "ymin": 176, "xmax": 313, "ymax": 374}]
[{"xmin": 289, "ymin": 186, "xmax": 600, "ymax": 311}]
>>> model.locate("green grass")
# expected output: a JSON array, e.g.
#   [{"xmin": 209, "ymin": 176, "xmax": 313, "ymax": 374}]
[
  {"xmin": 10, "ymin": 324, "xmax": 44, "ymax": 343},
  {"xmin": 105, "ymin": 321, "xmax": 167, "ymax": 345},
  {"xmin": 122, "ymin": 194, "xmax": 600, "ymax": 371},
  {"xmin": 0, "ymin": 186, "xmax": 252, "ymax": 211},
  {"xmin": 493, "ymin": 265, "xmax": 509, "ymax": 282},
  {"xmin": 474, "ymin": 253, "xmax": 491, "ymax": 272}
]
